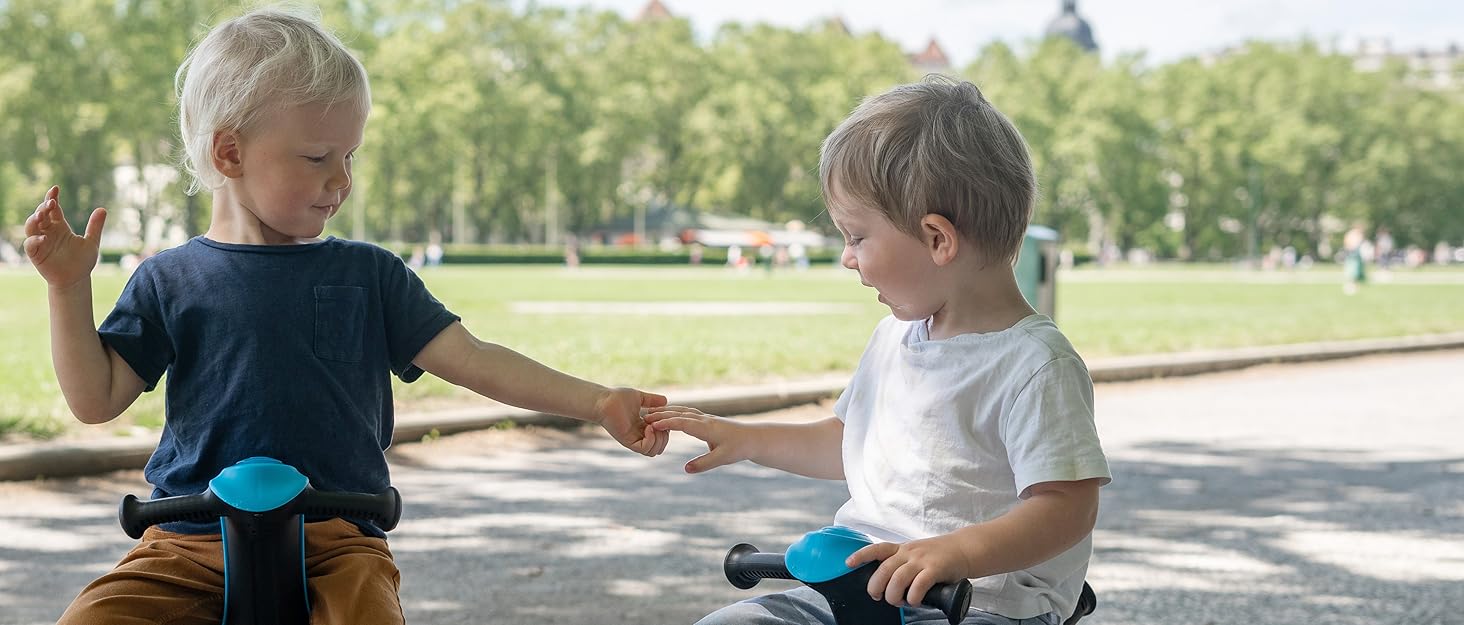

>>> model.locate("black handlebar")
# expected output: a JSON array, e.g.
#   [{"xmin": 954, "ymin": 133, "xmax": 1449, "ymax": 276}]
[
  {"xmin": 724, "ymin": 543, "xmax": 799, "ymax": 588},
  {"xmin": 922, "ymin": 580, "xmax": 973, "ymax": 624},
  {"xmin": 119, "ymin": 492, "xmax": 226, "ymax": 539},
  {"xmin": 723, "ymin": 543, "xmax": 973, "ymax": 625},
  {"xmin": 119, "ymin": 486, "xmax": 403, "ymax": 539},
  {"xmin": 291, "ymin": 488, "xmax": 403, "ymax": 531}
]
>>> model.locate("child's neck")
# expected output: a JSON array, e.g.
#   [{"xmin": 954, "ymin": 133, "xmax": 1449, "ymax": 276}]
[
  {"xmin": 926, "ymin": 268, "xmax": 1037, "ymax": 340},
  {"xmin": 204, "ymin": 188, "xmax": 314, "ymax": 246}
]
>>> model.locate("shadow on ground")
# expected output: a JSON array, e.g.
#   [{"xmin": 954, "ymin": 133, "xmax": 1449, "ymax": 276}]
[
  {"xmin": 1093, "ymin": 442, "xmax": 1462, "ymax": 624},
  {"xmin": 0, "ymin": 435, "xmax": 1459, "ymax": 624}
]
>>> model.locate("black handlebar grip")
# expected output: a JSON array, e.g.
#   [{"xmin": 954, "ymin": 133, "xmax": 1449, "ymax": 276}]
[
  {"xmin": 723, "ymin": 543, "xmax": 798, "ymax": 590},
  {"xmin": 292, "ymin": 487, "xmax": 403, "ymax": 531},
  {"xmin": 923, "ymin": 578, "xmax": 973, "ymax": 625},
  {"xmin": 118, "ymin": 493, "xmax": 224, "ymax": 539}
]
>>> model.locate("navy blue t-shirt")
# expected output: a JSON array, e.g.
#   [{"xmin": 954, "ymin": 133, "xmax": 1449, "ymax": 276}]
[{"xmin": 98, "ymin": 236, "xmax": 459, "ymax": 537}]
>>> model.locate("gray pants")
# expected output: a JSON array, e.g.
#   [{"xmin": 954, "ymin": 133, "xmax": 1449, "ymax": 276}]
[{"xmin": 694, "ymin": 587, "xmax": 1059, "ymax": 625}]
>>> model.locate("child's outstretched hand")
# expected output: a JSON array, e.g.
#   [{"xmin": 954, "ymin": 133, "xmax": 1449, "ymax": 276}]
[
  {"xmin": 846, "ymin": 535, "xmax": 970, "ymax": 609},
  {"xmin": 643, "ymin": 406, "xmax": 752, "ymax": 473},
  {"xmin": 595, "ymin": 387, "xmax": 669, "ymax": 457},
  {"xmin": 23, "ymin": 186, "xmax": 108, "ymax": 289}
]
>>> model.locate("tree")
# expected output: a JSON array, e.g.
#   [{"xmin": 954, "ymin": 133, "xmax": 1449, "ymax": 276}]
[{"xmin": 2, "ymin": 2, "xmax": 1459, "ymax": 254}]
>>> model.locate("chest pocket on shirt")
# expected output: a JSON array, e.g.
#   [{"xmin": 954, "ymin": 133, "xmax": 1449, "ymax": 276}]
[{"xmin": 314, "ymin": 286, "xmax": 367, "ymax": 363}]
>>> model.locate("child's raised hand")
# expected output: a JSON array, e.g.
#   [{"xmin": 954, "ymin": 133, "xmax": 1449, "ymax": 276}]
[
  {"xmin": 846, "ymin": 535, "xmax": 970, "ymax": 609},
  {"xmin": 23, "ymin": 186, "xmax": 108, "ymax": 289},
  {"xmin": 643, "ymin": 406, "xmax": 751, "ymax": 473},
  {"xmin": 595, "ymin": 387, "xmax": 669, "ymax": 457}
]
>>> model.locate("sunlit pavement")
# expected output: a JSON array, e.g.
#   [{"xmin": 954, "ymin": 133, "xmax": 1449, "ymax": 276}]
[{"xmin": 1, "ymin": 350, "xmax": 1461, "ymax": 624}]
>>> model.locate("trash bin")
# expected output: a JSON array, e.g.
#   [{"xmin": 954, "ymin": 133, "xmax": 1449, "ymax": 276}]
[{"xmin": 1014, "ymin": 225, "xmax": 1058, "ymax": 318}]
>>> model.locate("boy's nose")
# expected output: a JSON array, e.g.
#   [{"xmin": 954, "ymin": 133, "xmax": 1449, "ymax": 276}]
[
  {"xmin": 840, "ymin": 246, "xmax": 857, "ymax": 270},
  {"xmin": 327, "ymin": 162, "xmax": 352, "ymax": 192},
  {"xmin": 328, "ymin": 172, "xmax": 350, "ymax": 192}
]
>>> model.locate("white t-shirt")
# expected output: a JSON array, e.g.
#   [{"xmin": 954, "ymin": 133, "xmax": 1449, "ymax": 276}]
[{"xmin": 833, "ymin": 314, "xmax": 1111, "ymax": 619}]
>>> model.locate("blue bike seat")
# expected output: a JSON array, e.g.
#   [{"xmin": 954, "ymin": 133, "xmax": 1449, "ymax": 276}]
[
  {"xmin": 786, "ymin": 525, "xmax": 875, "ymax": 583},
  {"xmin": 209, "ymin": 457, "xmax": 310, "ymax": 513}
]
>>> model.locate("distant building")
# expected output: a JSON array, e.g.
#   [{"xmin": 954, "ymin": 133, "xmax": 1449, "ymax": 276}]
[
  {"xmin": 822, "ymin": 16, "xmax": 851, "ymax": 37},
  {"xmin": 1045, "ymin": 0, "xmax": 1098, "ymax": 53},
  {"xmin": 1354, "ymin": 39, "xmax": 1462, "ymax": 89},
  {"xmin": 589, "ymin": 203, "xmax": 834, "ymax": 249},
  {"xmin": 812, "ymin": 10, "xmax": 953, "ymax": 73},
  {"xmin": 910, "ymin": 38, "xmax": 952, "ymax": 73},
  {"xmin": 636, "ymin": 0, "xmax": 672, "ymax": 22},
  {"xmin": 1197, "ymin": 38, "xmax": 1462, "ymax": 90},
  {"xmin": 107, "ymin": 164, "xmax": 188, "ymax": 252}
]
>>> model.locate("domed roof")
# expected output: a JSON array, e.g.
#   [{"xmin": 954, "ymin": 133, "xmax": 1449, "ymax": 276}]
[{"xmin": 1045, "ymin": 0, "xmax": 1097, "ymax": 52}]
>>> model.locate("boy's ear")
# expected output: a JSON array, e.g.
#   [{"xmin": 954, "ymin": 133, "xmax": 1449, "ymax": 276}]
[
  {"xmin": 919, "ymin": 213, "xmax": 960, "ymax": 266},
  {"xmin": 211, "ymin": 130, "xmax": 245, "ymax": 179}
]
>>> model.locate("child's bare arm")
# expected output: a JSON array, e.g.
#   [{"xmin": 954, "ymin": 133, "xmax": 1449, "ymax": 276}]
[
  {"xmin": 43, "ymin": 282, "xmax": 148, "ymax": 423},
  {"xmin": 645, "ymin": 408, "xmax": 845, "ymax": 479},
  {"xmin": 412, "ymin": 321, "xmax": 668, "ymax": 456},
  {"xmin": 848, "ymin": 478, "xmax": 1102, "ymax": 607},
  {"xmin": 24, "ymin": 186, "xmax": 146, "ymax": 424},
  {"xmin": 946, "ymin": 478, "xmax": 1101, "ymax": 576}
]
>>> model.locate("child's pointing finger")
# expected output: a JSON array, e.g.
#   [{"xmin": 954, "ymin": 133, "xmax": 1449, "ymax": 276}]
[{"xmin": 646, "ymin": 415, "xmax": 708, "ymax": 437}]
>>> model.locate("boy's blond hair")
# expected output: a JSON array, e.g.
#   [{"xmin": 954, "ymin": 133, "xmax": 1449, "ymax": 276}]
[
  {"xmin": 819, "ymin": 75, "xmax": 1036, "ymax": 266},
  {"xmin": 175, "ymin": 6, "xmax": 370, "ymax": 194}
]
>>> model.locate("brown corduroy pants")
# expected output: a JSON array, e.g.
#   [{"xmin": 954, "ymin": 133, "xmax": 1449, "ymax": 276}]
[{"xmin": 56, "ymin": 518, "xmax": 404, "ymax": 625}]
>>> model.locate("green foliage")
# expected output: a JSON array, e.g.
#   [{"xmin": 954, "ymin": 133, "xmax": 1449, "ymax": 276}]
[
  {"xmin": 963, "ymin": 38, "xmax": 1464, "ymax": 259},
  {"xmin": 1, "ymin": 2, "xmax": 1461, "ymax": 260}
]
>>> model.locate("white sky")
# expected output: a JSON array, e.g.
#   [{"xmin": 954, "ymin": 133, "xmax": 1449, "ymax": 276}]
[{"xmin": 533, "ymin": 0, "xmax": 1463, "ymax": 66}]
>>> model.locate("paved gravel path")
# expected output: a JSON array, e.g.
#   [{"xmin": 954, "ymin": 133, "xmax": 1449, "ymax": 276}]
[{"xmin": 2, "ymin": 350, "xmax": 1460, "ymax": 624}]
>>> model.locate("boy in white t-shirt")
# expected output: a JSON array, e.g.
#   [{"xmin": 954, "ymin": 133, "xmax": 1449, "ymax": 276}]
[{"xmin": 646, "ymin": 76, "xmax": 1111, "ymax": 625}]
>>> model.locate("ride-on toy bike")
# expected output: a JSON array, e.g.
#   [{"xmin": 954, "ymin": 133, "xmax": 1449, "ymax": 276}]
[
  {"xmin": 118, "ymin": 457, "xmax": 402, "ymax": 625},
  {"xmin": 721, "ymin": 526, "xmax": 1097, "ymax": 625}
]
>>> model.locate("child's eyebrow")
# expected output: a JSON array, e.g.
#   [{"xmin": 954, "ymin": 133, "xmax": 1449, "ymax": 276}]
[{"xmin": 299, "ymin": 141, "xmax": 364, "ymax": 152}]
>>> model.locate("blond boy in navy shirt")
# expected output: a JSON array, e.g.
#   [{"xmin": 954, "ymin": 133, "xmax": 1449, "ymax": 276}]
[{"xmin": 23, "ymin": 8, "xmax": 666, "ymax": 624}]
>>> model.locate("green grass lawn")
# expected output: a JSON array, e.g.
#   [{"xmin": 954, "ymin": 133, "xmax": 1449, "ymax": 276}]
[{"xmin": 3, "ymin": 263, "xmax": 1462, "ymax": 439}]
